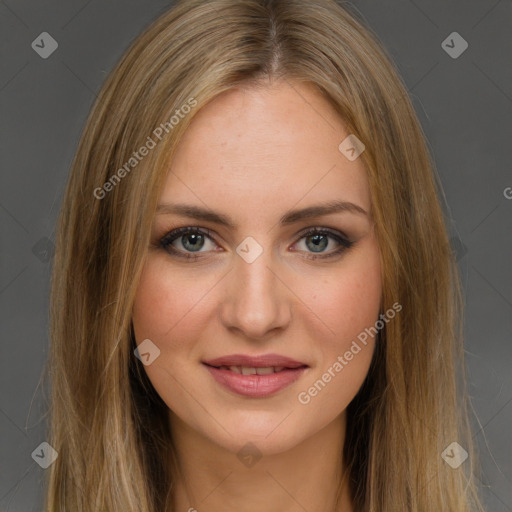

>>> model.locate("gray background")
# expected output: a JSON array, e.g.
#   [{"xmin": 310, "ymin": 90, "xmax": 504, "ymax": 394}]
[{"xmin": 1, "ymin": 0, "xmax": 511, "ymax": 510}]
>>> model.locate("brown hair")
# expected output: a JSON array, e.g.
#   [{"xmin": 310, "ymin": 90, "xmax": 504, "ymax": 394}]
[{"xmin": 45, "ymin": 0, "xmax": 485, "ymax": 510}]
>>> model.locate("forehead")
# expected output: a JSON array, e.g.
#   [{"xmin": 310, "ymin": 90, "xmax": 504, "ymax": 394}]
[{"xmin": 159, "ymin": 81, "xmax": 371, "ymax": 221}]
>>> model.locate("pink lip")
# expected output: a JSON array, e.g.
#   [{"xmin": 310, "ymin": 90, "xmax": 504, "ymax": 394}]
[
  {"xmin": 202, "ymin": 353, "xmax": 309, "ymax": 398},
  {"xmin": 203, "ymin": 353, "xmax": 307, "ymax": 368},
  {"xmin": 204, "ymin": 365, "xmax": 307, "ymax": 398}
]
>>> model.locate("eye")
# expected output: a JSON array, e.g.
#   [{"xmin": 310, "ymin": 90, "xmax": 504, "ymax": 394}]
[
  {"xmin": 159, "ymin": 227, "xmax": 218, "ymax": 260},
  {"xmin": 292, "ymin": 227, "xmax": 354, "ymax": 260}
]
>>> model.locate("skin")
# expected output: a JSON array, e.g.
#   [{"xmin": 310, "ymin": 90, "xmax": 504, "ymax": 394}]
[{"xmin": 132, "ymin": 79, "xmax": 382, "ymax": 512}]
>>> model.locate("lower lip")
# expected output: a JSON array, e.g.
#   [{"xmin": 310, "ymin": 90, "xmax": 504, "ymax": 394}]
[{"xmin": 204, "ymin": 364, "xmax": 307, "ymax": 398}]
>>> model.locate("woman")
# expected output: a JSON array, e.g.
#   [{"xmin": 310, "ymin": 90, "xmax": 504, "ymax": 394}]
[{"xmin": 46, "ymin": 0, "xmax": 485, "ymax": 510}]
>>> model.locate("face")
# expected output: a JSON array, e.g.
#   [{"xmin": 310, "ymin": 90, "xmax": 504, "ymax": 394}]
[{"xmin": 132, "ymin": 80, "xmax": 382, "ymax": 456}]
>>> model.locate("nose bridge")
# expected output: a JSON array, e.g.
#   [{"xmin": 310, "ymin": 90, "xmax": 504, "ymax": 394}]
[{"xmin": 220, "ymin": 238, "xmax": 290, "ymax": 338}]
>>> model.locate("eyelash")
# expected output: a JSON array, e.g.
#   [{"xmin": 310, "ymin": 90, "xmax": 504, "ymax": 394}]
[{"xmin": 158, "ymin": 226, "xmax": 355, "ymax": 261}]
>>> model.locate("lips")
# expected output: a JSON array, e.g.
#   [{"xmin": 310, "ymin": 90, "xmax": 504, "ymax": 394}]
[
  {"xmin": 203, "ymin": 353, "xmax": 308, "ymax": 369},
  {"xmin": 214, "ymin": 365, "xmax": 287, "ymax": 375},
  {"xmin": 203, "ymin": 353, "xmax": 308, "ymax": 398}
]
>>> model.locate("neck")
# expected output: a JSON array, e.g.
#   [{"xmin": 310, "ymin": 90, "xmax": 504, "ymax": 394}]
[{"xmin": 169, "ymin": 413, "xmax": 353, "ymax": 512}]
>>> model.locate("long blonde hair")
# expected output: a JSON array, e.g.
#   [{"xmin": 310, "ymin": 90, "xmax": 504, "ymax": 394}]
[{"xmin": 45, "ymin": 0, "xmax": 485, "ymax": 510}]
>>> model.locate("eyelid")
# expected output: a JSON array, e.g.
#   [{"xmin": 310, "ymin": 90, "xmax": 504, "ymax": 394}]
[{"xmin": 297, "ymin": 225, "xmax": 350, "ymax": 240}]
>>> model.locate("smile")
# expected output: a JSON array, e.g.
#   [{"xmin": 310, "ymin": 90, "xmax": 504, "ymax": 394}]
[{"xmin": 202, "ymin": 353, "xmax": 309, "ymax": 398}]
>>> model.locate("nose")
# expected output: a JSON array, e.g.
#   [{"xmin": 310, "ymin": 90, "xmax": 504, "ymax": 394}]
[{"xmin": 219, "ymin": 245, "xmax": 292, "ymax": 340}]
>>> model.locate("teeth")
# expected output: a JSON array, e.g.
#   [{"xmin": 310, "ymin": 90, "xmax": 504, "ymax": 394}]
[
  {"xmin": 215, "ymin": 365, "xmax": 290, "ymax": 374},
  {"xmin": 255, "ymin": 367, "xmax": 275, "ymax": 375}
]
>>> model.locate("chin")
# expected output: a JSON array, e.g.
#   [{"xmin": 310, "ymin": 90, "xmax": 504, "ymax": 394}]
[{"xmin": 199, "ymin": 410, "xmax": 313, "ymax": 457}]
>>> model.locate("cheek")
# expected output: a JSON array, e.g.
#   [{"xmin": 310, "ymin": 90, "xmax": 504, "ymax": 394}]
[
  {"xmin": 131, "ymin": 257, "xmax": 212, "ymax": 343},
  {"xmin": 305, "ymin": 240, "xmax": 382, "ymax": 347},
  {"xmin": 297, "ymin": 241, "xmax": 381, "ymax": 408},
  {"xmin": 132, "ymin": 262, "xmax": 172, "ymax": 342},
  {"xmin": 131, "ymin": 257, "xmax": 212, "ymax": 410}
]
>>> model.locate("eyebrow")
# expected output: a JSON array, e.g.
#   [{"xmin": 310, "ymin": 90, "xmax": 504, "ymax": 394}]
[{"xmin": 156, "ymin": 200, "xmax": 368, "ymax": 229}]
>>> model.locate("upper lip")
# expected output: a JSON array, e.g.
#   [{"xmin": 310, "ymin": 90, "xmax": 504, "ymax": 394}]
[{"xmin": 203, "ymin": 353, "xmax": 308, "ymax": 369}]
